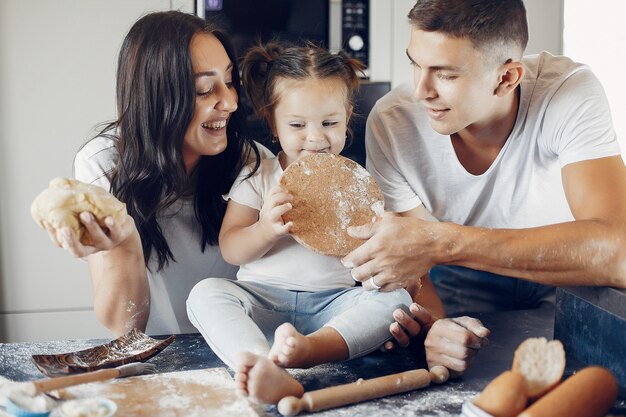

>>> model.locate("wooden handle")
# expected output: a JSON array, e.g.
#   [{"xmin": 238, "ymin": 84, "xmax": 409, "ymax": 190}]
[
  {"xmin": 28, "ymin": 368, "xmax": 121, "ymax": 395},
  {"xmin": 277, "ymin": 366, "xmax": 449, "ymax": 416}
]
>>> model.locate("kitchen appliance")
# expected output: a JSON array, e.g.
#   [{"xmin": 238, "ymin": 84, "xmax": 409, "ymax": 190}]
[
  {"xmin": 198, "ymin": 0, "xmax": 330, "ymax": 62},
  {"xmin": 341, "ymin": 0, "xmax": 369, "ymax": 68},
  {"xmin": 196, "ymin": 0, "xmax": 372, "ymax": 72}
]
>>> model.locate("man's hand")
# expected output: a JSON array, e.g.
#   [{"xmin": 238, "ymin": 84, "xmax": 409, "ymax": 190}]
[
  {"xmin": 383, "ymin": 303, "xmax": 490, "ymax": 375},
  {"xmin": 424, "ymin": 316, "xmax": 489, "ymax": 375},
  {"xmin": 342, "ymin": 213, "xmax": 447, "ymax": 290}
]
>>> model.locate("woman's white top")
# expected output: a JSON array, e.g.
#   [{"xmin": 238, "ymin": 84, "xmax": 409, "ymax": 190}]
[{"xmin": 74, "ymin": 136, "xmax": 271, "ymax": 334}]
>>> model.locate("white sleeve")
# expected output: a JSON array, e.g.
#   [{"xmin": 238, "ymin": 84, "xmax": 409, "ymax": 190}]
[
  {"xmin": 365, "ymin": 105, "xmax": 423, "ymax": 213},
  {"xmin": 73, "ymin": 136, "xmax": 117, "ymax": 191},
  {"xmin": 542, "ymin": 69, "xmax": 621, "ymax": 167},
  {"xmin": 223, "ymin": 163, "xmax": 263, "ymax": 211},
  {"xmin": 255, "ymin": 141, "xmax": 275, "ymax": 159}
]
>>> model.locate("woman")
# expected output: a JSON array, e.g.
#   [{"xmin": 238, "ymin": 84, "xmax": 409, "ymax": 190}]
[{"xmin": 45, "ymin": 11, "xmax": 266, "ymax": 336}]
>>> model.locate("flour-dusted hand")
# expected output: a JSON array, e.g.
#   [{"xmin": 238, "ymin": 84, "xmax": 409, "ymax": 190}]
[
  {"xmin": 258, "ymin": 185, "xmax": 293, "ymax": 241},
  {"xmin": 32, "ymin": 177, "xmax": 134, "ymax": 258},
  {"xmin": 383, "ymin": 303, "xmax": 489, "ymax": 376},
  {"xmin": 424, "ymin": 316, "xmax": 490, "ymax": 375},
  {"xmin": 342, "ymin": 213, "xmax": 450, "ymax": 290},
  {"xmin": 44, "ymin": 211, "xmax": 137, "ymax": 258}
]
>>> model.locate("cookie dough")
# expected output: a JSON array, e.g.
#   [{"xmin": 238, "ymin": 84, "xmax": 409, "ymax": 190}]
[
  {"xmin": 31, "ymin": 177, "xmax": 127, "ymax": 246},
  {"xmin": 280, "ymin": 153, "xmax": 384, "ymax": 257}
]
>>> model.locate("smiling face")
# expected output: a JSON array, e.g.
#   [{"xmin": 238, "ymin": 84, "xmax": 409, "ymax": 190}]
[
  {"xmin": 183, "ymin": 32, "xmax": 238, "ymax": 172},
  {"xmin": 271, "ymin": 76, "xmax": 351, "ymax": 168},
  {"xmin": 407, "ymin": 28, "xmax": 504, "ymax": 137}
]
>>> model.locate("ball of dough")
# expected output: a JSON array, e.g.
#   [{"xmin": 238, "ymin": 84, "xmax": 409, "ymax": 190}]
[
  {"xmin": 31, "ymin": 177, "xmax": 127, "ymax": 246},
  {"xmin": 279, "ymin": 153, "xmax": 384, "ymax": 257}
]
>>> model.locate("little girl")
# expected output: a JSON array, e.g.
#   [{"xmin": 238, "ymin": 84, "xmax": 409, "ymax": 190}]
[{"xmin": 186, "ymin": 42, "xmax": 412, "ymax": 404}]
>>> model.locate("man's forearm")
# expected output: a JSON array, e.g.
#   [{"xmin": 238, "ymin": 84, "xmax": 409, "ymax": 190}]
[{"xmin": 437, "ymin": 219, "xmax": 626, "ymax": 288}]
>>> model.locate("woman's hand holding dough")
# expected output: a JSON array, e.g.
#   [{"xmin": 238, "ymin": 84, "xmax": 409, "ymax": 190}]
[
  {"xmin": 44, "ymin": 212, "xmax": 136, "ymax": 258},
  {"xmin": 32, "ymin": 177, "xmax": 133, "ymax": 258}
]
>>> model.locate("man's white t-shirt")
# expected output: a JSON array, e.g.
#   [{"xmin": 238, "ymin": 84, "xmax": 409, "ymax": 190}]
[
  {"xmin": 366, "ymin": 52, "xmax": 621, "ymax": 228},
  {"xmin": 225, "ymin": 155, "xmax": 354, "ymax": 291},
  {"xmin": 74, "ymin": 136, "xmax": 271, "ymax": 335}
]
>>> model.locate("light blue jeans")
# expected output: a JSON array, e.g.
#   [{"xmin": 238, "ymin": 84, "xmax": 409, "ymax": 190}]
[
  {"xmin": 430, "ymin": 265, "xmax": 555, "ymax": 316},
  {"xmin": 186, "ymin": 279, "xmax": 412, "ymax": 368}
]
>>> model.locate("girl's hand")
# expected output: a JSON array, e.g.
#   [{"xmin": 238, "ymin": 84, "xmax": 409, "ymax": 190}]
[
  {"xmin": 43, "ymin": 211, "xmax": 136, "ymax": 258},
  {"xmin": 258, "ymin": 186, "xmax": 293, "ymax": 241}
]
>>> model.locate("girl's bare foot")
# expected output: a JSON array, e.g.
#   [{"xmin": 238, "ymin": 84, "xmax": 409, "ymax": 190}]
[
  {"xmin": 234, "ymin": 351, "xmax": 304, "ymax": 404},
  {"xmin": 269, "ymin": 323, "xmax": 314, "ymax": 367}
]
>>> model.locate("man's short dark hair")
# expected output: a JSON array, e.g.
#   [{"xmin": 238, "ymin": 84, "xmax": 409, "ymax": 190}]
[{"xmin": 408, "ymin": 0, "xmax": 528, "ymax": 61}]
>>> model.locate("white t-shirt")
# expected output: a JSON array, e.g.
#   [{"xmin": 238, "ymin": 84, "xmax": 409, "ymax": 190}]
[
  {"xmin": 225, "ymin": 155, "xmax": 355, "ymax": 291},
  {"xmin": 74, "ymin": 136, "xmax": 271, "ymax": 335},
  {"xmin": 366, "ymin": 52, "xmax": 621, "ymax": 228}
]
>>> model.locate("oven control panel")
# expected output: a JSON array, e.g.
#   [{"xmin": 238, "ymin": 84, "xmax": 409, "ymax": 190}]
[{"xmin": 342, "ymin": 0, "xmax": 369, "ymax": 68}]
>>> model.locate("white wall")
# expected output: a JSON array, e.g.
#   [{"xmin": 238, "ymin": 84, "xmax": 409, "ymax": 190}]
[
  {"xmin": 0, "ymin": 0, "xmax": 193, "ymax": 342},
  {"xmin": 563, "ymin": 0, "xmax": 626, "ymax": 159}
]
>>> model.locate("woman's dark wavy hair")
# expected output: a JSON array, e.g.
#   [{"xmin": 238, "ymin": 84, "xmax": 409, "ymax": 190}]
[{"xmin": 95, "ymin": 11, "xmax": 259, "ymax": 271}]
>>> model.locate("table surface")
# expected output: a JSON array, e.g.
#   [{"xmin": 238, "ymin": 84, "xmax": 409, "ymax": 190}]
[{"xmin": 1, "ymin": 307, "xmax": 624, "ymax": 417}]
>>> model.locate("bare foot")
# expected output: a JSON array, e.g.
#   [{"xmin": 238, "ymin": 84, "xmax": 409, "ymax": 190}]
[
  {"xmin": 234, "ymin": 351, "xmax": 304, "ymax": 404},
  {"xmin": 268, "ymin": 323, "xmax": 313, "ymax": 368}
]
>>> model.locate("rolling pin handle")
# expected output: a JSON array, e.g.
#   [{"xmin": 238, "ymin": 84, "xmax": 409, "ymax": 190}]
[
  {"xmin": 277, "ymin": 395, "xmax": 305, "ymax": 416},
  {"xmin": 429, "ymin": 365, "xmax": 450, "ymax": 385}
]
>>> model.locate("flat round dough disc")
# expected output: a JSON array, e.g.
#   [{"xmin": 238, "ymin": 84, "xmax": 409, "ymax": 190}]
[{"xmin": 279, "ymin": 153, "xmax": 384, "ymax": 257}]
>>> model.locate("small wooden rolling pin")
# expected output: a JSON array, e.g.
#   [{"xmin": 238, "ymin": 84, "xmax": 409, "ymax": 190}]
[
  {"xmin": 277, "ymin": 365, "xmax": 449, "ymax": 416},
  {"xmin": 20, "ymin": 362, "xmax": 156, "ymax": 396}
]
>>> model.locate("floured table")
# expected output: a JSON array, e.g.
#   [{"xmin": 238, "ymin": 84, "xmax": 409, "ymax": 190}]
[
  {"xmin": 2, "ymin": 308, "xmax": 623, "ymax": 416},
  {"xmin": 58, "ymin": 368, "xmax": 260, "ymax": 417}
]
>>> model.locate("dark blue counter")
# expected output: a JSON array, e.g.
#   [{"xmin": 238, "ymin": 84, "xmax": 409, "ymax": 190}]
[{"xmin": 1, "ymin": 307, "xmax": 624, "ymax": 416}]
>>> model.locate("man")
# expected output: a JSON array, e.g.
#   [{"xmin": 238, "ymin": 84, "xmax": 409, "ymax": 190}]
[{"xmin": 344, "ymin": 0, "xmax": 626, "ymax": 369}]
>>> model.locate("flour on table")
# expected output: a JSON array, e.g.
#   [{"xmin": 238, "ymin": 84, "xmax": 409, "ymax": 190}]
[
  {"xmin": 62, "ymin": 368, "xmax": 260, "ymax": 417},
  {"xmin": 60, "ymin": 398, "xmax": 113, "ymax": 417}
]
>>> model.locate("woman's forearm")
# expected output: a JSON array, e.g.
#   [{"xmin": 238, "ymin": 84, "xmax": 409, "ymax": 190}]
[{"xmin": 88, "ymin": 228, "xmax": 150, "ymax": 336}]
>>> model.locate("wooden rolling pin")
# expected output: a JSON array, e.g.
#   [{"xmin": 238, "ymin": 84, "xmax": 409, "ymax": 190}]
[
  {"xmin": 277, "ymin": 365, "xmax": 449, "ymax": 416},
  {"xmin": 20, "ymin": 362, "xmax": 156, "ymax": 396}
]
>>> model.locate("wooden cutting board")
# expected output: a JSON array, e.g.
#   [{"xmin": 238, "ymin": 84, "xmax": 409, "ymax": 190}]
[{"xmin": 59, "ymin": 368, "xmax": 260, "ymax": 417}]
